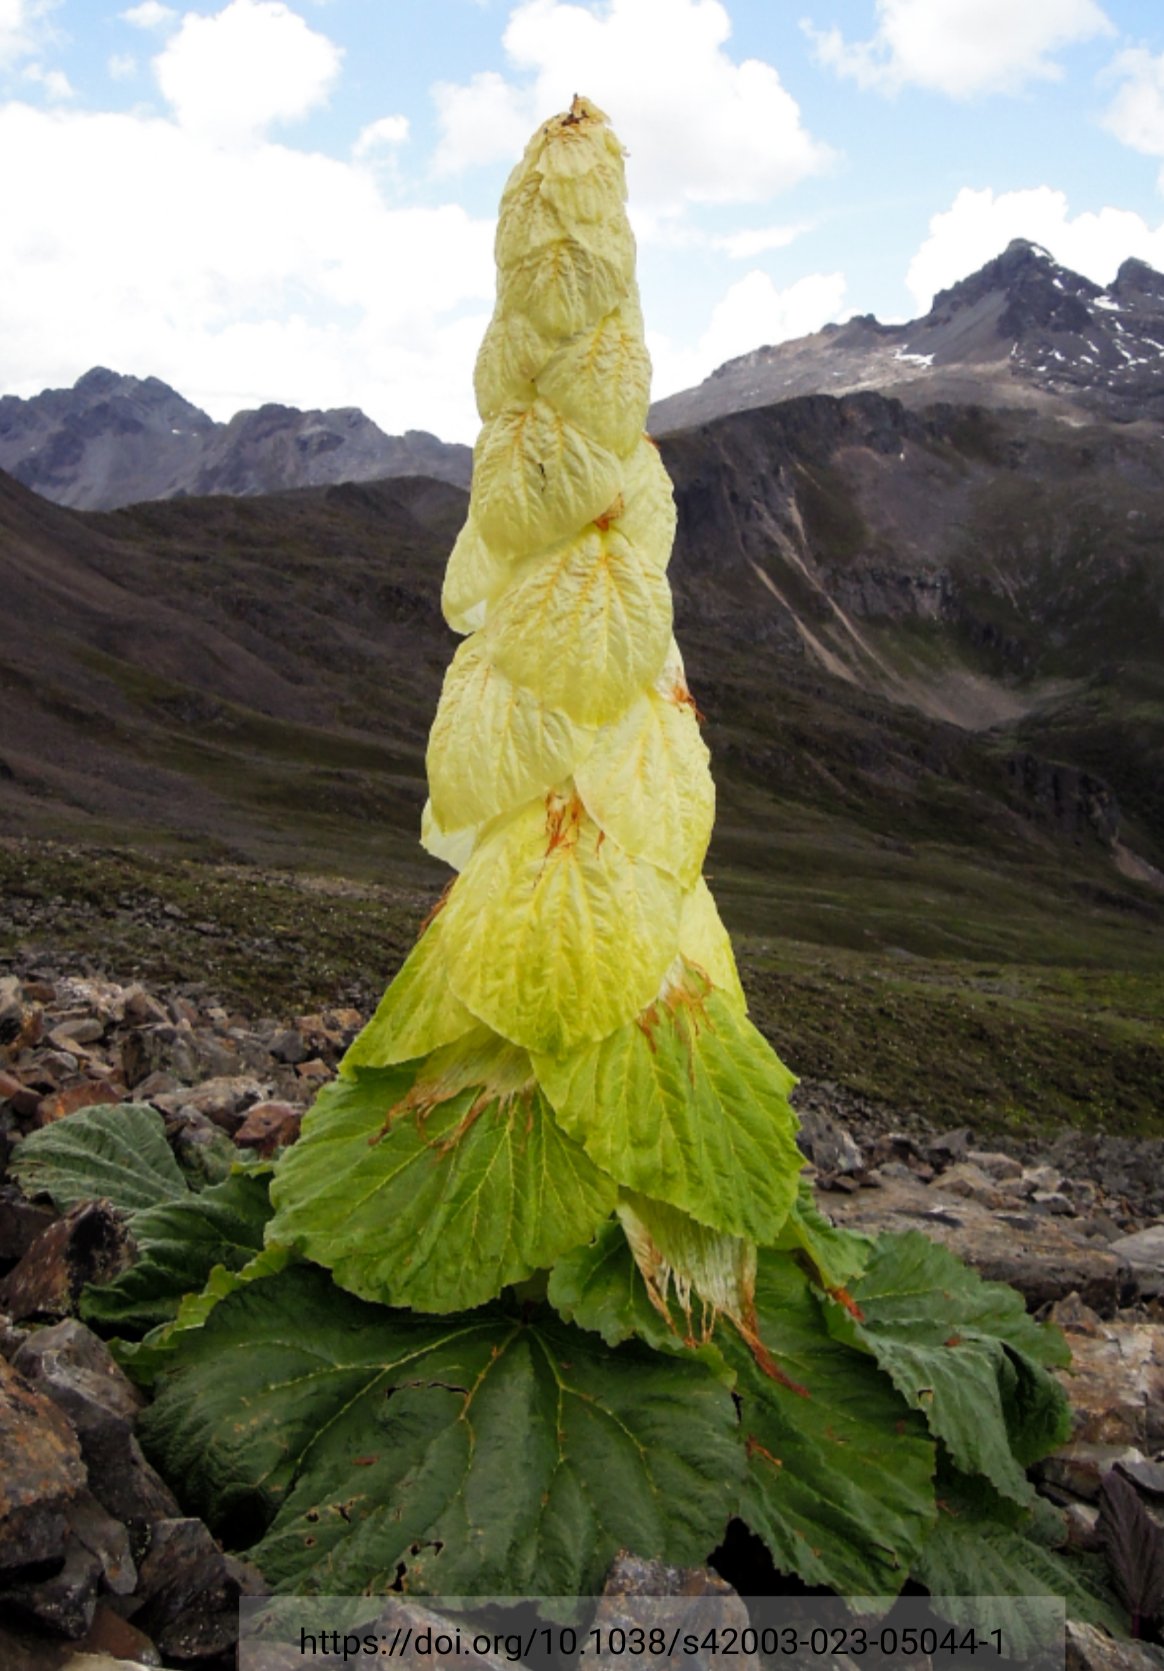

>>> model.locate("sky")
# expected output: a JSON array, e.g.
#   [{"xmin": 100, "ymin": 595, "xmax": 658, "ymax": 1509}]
[{"xmin": 2, "ymin": 0, "xmax": 1164, "ymax": 443}]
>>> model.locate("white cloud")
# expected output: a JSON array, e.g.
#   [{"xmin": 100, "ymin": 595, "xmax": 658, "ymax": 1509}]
[
  {"xmin": 353, "ymin": 112, "xmax": 410, "ymax": 161},
  {"xmin": 805, "ymin": 0, "xmax": 1113, "ymax": 99},
  {"xmin": 905, "ymin": 185, "xmax": 1164, "ymax": 311},
  {"xmin": 120, "ymin": 1, "xmax": 177, "ymax": 28},
  {"xmin": 0, "ymin": 100, "xmax": 495, "ymax": 441},
  {"xmin": 1103, "ymin": 49, "xmax": 1164, "ymax": 188},
  {"xmin": 108, "ymin": 52, "xmax": 138, "ymax": 80},
  {"xmin": 154, "ymin": 0, "xmax": 342, "ymax": 145},
  {"xmin": 650, "ymin": 268, "xmax": 846, "ymax": 397},
  {"xmin": 22, "ymin": 60, "xmax": 72, "ymax": 99},
  {"xmin": 0, "ymin": 0, "xmax": 60, "ymax": 68},
  {"xmin": 433, "ymin": 0, "xmax": 833, "ymax": 225},
  {"xmin": 712, "ymin": 222, "xmax": 809, "ymax": 259}
]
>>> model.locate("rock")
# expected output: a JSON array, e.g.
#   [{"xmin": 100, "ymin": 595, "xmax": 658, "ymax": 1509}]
[
  {"xmin": 0, "ymin": 1071, "xmax": 41, "ymax": 1119},
  {"xmin": 0, "ymin": 975, "xmax": 26, "ymax": 1045},
  {"xmin": 1116, "ymin": 1457, "xmax": 1164, "ymax": 1497},
  {"xmin": 151, "ymin": 1074, "xmax": 269, "ymax": 1134},
  {"xmin": 122, "ymin": 986, "xmax": 168, "ymax": 1027},
  {"xmin": 76, "ymin": 1603, "xmax": 161, "ymax": 1666},
  {"xmin": 1040, "ymin": 1442, "xmax": 1147, "ymax": 1501},
  {"xmin": 294, "ymin": 1058, "xmax": 331, "ymax": 1085},
  {"xmin": 134, "ymin": 1518, "xmax": 261, "ymax": 1662},
  {"xmin": 0, "ymin": 1535, "xmax": 103, "ymax": 1639},
  {"xmin": 0, "ymin": 1204, "xmax": 134, "ymax": 1322},
  {"xmin": 233, "ymin": 1100, "xmax": 302, "ymax": 1157},
  {"xmin": 1065, "ymin": 1620, "xmax": 1164, "ymax": 1671},
  {"xmin": 268, "ymin": 1027, "xmax": 306, "ymax": 1065},
  {"xmin": 70, "ymin": 1490, "xmax": 137, "ymax": 1596},
  {"xmin": 1062, "ymin": 1499, "xmax": 1103, "ymax": 1552},
  {"xmin": 966, "ymin": 1148, "xmax": 1023, "ymax": 1180},
  {"xmin": 12, "ymin": 1318, "xmax": 179, "ymax": 1533},
  {"xmin": 1108, "ymin": 1225, "xmax": 1164, "ymax": 1297},
  {"xmin": 588, "ymin": 1553, "xmax": 757, "ymax": 1671},
  {"xmin": 1031, "ymin": 1189, "xmax": 1076, "ymax": 1217},
  {"xmin": 0, "ymin": 1186, "xmax": 57, "ymax": 1262},
  {"xmin": 48, "ymin": 1019, "xmax": 106, "ymax": 1048},
  {"xmin": 1053, "ymin": 1314, "xmax": 1164, "ymax": 1448},
  {"xmin": 1022, "ymin": 1163, "xmax": 1066, "ymax": 1195},
  {"xmin": 36, "ymin": 1082, "xmax": 124, "ymax": 1127},
  {"xmin": 130, "ymin": 1072, "xmax": 179, "ymax": 1100},
  {"xmin": 824, "ymin": 1174, "xmax": 1132, "ymax": 1314},
  {"xmin": 0, "ymin": 1354, "xmax": 86, "ymax": 1572},
  {"xmin": 931, "ymin": 1161, "xmax": 1016, "ymax": 1208},
  {"xmin": 795, "ymin": 1108, "xmax": 864, "ymax": 1175},
  {"xmin": 925, "ymin": 1127, "xmax": 972, "ymax": 1163},
  {"xmin": 119, "ymin": 1027, "xmax": 199, "ymax": 1090}
]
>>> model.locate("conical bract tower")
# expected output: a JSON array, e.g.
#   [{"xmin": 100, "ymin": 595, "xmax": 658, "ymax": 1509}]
[{"xmin": 269, "ymin": 97, "xmax": 806, "ymax": 1341}]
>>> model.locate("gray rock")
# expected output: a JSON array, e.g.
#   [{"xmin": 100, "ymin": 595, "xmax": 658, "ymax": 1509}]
[
  {"xmin": 1108, "ymin": 1225, "xmax": 1164, "ymax": 1297},
  {"xmin": 70, "ymin": 1490, "xmax": 137, "ymax": 1596},
  {"xmin": 824, "ymin": 1174, "xmax": 1132, "ymax": 1314},
  {"xmin": 796, "ymin": 1108, "xmax": 864, "ymax": 1175},
  {"xmin": 0, "ymin": 1204, "xmax": 134, "ymax": 1322},
  {"xmin": 134, "ymin": 1518, "xmax": 262, "ymax": 1662},
  {"xmin": 0, "ymin": 1536, "xmax": 102, "ymax": 1639},
  {"xmin": 588, "ymin": 1553, "xmax": 756, "ymax": 1671},
  {"xmin": 966, "ymin": 1148, "xmax": 1023, "ymax": 1180},
  {"xmin": 1040, "ymin": 1443, "xmax": 1147, "ymax": 1501},
  {"xmin": 1066, "ymin": 1619, "xmax": 1164, "ymax": 1671},
  {"xmin": 151, "ymin": 1074, "xmax": 269, "ymax": 1134},
  {"xmin": 0, "ymin": 1354, "xmax": 86, "ymax": 1573},
  {"xmin": 11, "ymin": 1319, "xmax": 179, "ymax": 1531}
]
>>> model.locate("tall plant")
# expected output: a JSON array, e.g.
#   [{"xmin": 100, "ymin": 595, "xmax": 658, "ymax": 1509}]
[{"xmin": 45, "ymin": 98, "xmax": 1114, "ymax": 1622}]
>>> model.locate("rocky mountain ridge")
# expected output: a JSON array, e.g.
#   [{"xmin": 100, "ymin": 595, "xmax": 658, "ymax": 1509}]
[
  {"xmin": 0, "ymin": 366, "xmax": 471, "ymax": 511},
  {"xmin": 649, "ymin": 240, "xmax": 1164, "ymax": 434}
]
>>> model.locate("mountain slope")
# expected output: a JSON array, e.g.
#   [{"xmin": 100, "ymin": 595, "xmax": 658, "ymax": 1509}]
[
  {"xmin": 0, "ymin": 367, "xmax": 471, "ymax": 510},
  {"xmin": 650, "ymin": 241, "xmax": 1164, "ymax": 434}
]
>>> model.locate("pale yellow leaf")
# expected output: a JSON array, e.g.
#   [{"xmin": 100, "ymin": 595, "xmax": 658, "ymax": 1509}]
[
  {"xmin": 442, "ymin": 792, "xmax": 682, "ymax": 1056},
  {"xmin": 474, "ymin": 308, "xmax": 554, "ymax": 421},
  {"xmin": 420, "ymin": 799, "xmax": 479, "ymax": 872},
  {"xmin": 499, "ymin": 236, "xmax": 631, "ymax": 341},
  {"xmin": 427, "ymin": 635, "xmax": 592, "ymax": 831},
  {"xmin": 340, "ymin": 909, "xmax": 477, "ymax": 1073},
  {"xmin": 441, "ymin": 516, "xmax": 508, "ymax": 634},
  {"xmin": 485, "ymin": 524, "xmax": 672, "ymax": 725},
  {"xmin": 536, "ymin": 296, "xmax": 651, "ymax": 456},
  {"xmin": 575, "ymin": 688, "xmax": 713, "ymax": 886},
  {"xmin": 609, "ymin": 437, "xmax": 677, "ymax": 571},
  {"xmin": 678, "ymin": 878, "xmax": 747, "ymax": 1012},
  {"xmin": 471, "ymin": 399, "xmax": 622, "ymax": 560}
]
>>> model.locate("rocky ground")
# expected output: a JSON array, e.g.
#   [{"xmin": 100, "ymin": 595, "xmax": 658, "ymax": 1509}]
[{"xmin": 0, "ymin": 960, "xmax": 1162, "ymax": 1670}]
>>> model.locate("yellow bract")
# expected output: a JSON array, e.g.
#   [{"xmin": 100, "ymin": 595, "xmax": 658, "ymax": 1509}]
[
  {"xmin": 485, "ymin": 524, "xmax": 672, "ymax": 726},
  {"xmin": 441, "ymin": 515, "xmax": 508, "ymax": 634},
  {"xmin": 537, "ymin": 297, "xmax": 651, "ymax": 457},
  {"xmin": 575, "ymin": 689, "xmax": 713, "ymax": 887},
  {"xmin": 427, "ymin": 635, "xmax": 592, "ymax": 833},
  {"xmin": 441, "ymin": 793, "xmax": 682, "ymax": 1056},
  {"xmin": 472, "ymin": 399, "xmax": 622, "ymax": 559},
  {"xmin": 608, "ymin": 439, "xmax": 678, "ymax": 571},
  {"xmin": 340, "ymin": 910, "xmax": 478, "ymax": 1074},
  {"xmin": 499, "ymin": 237, "xmax": 631, "ymax": 341},
  {"xmin": 474, "ymin": 310, "xmax": 553, "ymax": 422},
  {"xmin": 678, "ymin": 878, "xmax": 748, "ymax": 1012}
]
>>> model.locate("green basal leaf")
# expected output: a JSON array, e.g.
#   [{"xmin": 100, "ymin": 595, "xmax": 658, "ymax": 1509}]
[
  {"xmin": 115, "ymin": 1244, "xmax": 293, "ymax": 1385},
  {"xmin": 340, "ymin": 910, "xmax": 478, "ymax": 1075},
  {"xmin": 533, "ymin": 967, "xmax": 801, "ymax": 1242},
  {"xmin": 773, "ymin": 1181, "xmax": 874, "ymax": 1293},
  {"xmin": 267, "ymin": 1034, "xmax": 617, "ymax": 1313},
  {"xmin": 728, "ymin": 1248, "xmax": 937, "ymax": 1598},
  {"xmin": 139, "ymin": 1263, "xmax": 742, "ymax": 1597},
  {"xmin": 12, "ymin": 1102, "xmax": 189, "ymax": 1215},
  {"xmin": 913, "ymin": 1470, "xmax": 1126, "ymax": 1648},
  {"xmin": 825, "ymin": 1231, "xmax": 1071, "ymax": 1506},
  {"xmin": 80, "ymin": 1166, "xmax": 274, "ymax": 1334}
]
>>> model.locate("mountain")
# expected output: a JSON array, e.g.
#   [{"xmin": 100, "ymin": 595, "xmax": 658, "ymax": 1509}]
[
  {"xmin": 649, "ymin": 240, "xmax": 1164, "ymax": 434},
  {"xmin": 0, "ymin": 367, "xmax": 472, "ymax": 510}
]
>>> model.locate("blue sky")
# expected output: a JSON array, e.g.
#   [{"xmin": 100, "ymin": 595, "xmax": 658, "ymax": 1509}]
[{"xmin": 2, "ymin": 0, "xmax": 1163, "ymax": 441}]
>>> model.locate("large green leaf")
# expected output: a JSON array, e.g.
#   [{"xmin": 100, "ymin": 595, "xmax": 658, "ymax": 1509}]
[
  {"xmin": 81, "ymin": 1167, "xmax": 273, "ymax": 1334},
  {"xmin": 825, "ymin": 1232, "xmax": 1071, "ymax": 1506},
  {"xmin": 773, "ymin": 1183, "xmax": 874, "ymax": 1293},
  {"xmin": 139, "ymin": 1264, "xmax": 742, "ymax": 1597},
  {"xmin": 533, "ymin": 969, "xmax": 801, "ymax": 1242},
  {"xmin": 913, "ymin": 1472, "xmax": 1124, "ymax": 1650},
  {"xmin": 267, "ymin": 1037, "xmax": 617, "ymax": 1313},
  {"xmin": 727, "ymin": 1249, "xmax": 937, "ymax": 1597},
  {"xmin": 11, "ymin": 1102, "xmax": 189, "ymax": 1214}
]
